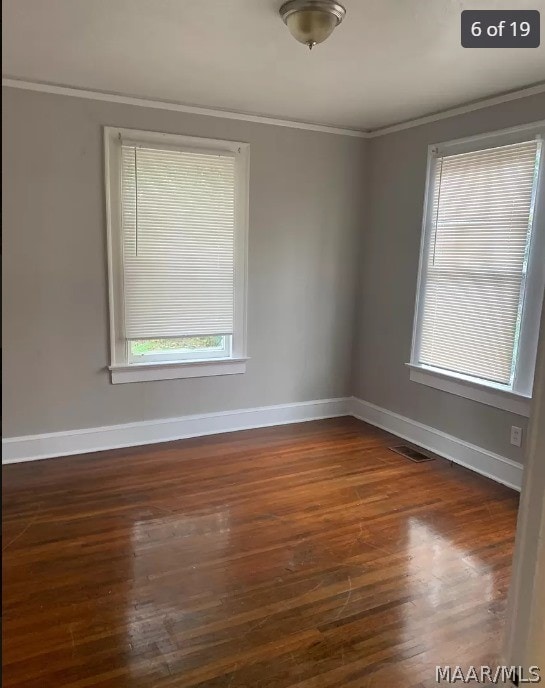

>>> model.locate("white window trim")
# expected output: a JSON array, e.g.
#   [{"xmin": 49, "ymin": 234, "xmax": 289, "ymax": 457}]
[
  {"xmin": 110, "ymin": 358, "xmax": 248, "ymax": 384},
  {"xmin": 409, "ymin": 121, "xmax": 545, "ymax": 414},
  {"xmin": 407, "ymin": 364, "xmax": 531, "ymax": 417},
  {"xmin": 104, "ymin": 127, "xmax": 250, "ymax": 384}
]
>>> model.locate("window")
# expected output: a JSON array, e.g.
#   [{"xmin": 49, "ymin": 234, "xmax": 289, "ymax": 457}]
[
  {"xmin": 410, "ymin": 123, "xmax": 545, "ymax": 416},
  {"xmin": 104, "ymin": 127, "xmax": 249, "ymax": 384}
]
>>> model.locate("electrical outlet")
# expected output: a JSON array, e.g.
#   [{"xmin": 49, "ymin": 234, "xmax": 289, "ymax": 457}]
[{"xmin": 510, "ymin": 426, "xmax": 523, "ymax": 447}]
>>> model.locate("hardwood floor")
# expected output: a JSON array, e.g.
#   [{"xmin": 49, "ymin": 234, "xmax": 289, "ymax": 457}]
[{"xmin": 2, "ymin": 417, "xmax": 519, "ymax": 687}]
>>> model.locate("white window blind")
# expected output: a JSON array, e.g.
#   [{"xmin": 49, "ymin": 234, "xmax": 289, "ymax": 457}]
[
  {"xmin": 417, "ymin": 138, "xmax": 541, "ymax": 386},
  {"xmin": 121, "ymin": 143, "xmax": 236, "ymax": 339}
]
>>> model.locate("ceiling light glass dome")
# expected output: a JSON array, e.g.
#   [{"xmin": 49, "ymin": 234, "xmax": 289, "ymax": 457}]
[{"xmin": 279, "ymin": 0, "xmax": 346, "ymax": 49}]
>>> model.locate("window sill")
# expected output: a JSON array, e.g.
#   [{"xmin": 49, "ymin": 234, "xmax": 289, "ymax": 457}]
[
  {"xmin": 406, "ymin": 363, "xmax": 531, "ymax": 417},
  {"xmin": 109, "ymin": 357, "xmax": 248, "ymax": 384}
]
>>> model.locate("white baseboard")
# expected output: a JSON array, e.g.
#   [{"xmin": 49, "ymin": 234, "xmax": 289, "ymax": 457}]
[
  {"xmin": 350, "ymin": 397, "xmax": 524, "ymax": 491},
  {"xmin": 2, "ymin": 395, "xmax": 524, "ymax": 491},
  {"xmin": 2, "ymin": 397, "xmax": 350, "ymax": 464}
]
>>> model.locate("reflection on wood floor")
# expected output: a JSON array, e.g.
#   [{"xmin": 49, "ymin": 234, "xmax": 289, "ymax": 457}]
[{"xmin": 2, "ymin": 417, "xmax": 519, "ymax": 687}]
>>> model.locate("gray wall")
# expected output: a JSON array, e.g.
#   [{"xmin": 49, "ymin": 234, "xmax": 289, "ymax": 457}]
[
  {"xmin": 2, "ymin": 87, "xmax": 366, "ymax": 436},
  {"xmin": 4, "ymin": 86, "xmax": 544, "ymax": 465},
  {"xmin": 353, "ymin": 92, "xmax": 545, "ymax": 464}
]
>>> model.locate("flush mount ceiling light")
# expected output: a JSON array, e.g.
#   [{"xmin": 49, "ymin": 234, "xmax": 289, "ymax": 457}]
[{"xmin": 279, "ymin": 0, "xmax": 346, "ymax": 50}]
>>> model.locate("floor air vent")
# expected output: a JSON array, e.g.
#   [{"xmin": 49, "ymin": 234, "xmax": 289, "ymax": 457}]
[{"xmin": 389, "ymin": 445, "xmax": 434, "ymax": 463}]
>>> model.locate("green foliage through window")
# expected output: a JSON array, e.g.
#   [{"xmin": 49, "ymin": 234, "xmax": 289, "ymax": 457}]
[{"xmin": 131, "ymin": 336, "xmax": 224, "ymax": 355}]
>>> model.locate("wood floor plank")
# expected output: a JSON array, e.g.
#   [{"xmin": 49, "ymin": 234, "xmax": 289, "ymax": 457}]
[{"xmin": 2, "ymin": 417, "xmax": 519, "ymax": 687}]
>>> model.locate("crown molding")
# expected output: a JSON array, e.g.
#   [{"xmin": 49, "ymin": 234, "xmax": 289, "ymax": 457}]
[
  {"xmin": 367, "ymin": 82, "xmax": 545, "ymax": 138},
  {"xmin": 3, "ymin": 77, "xmax": 545, "ymax": 140},
  {"xmin": 1, "ymin": 77, "xmax": 369, "ymax": 138}
]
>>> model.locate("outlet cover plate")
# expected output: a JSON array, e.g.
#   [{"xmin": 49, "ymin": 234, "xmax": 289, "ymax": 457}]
[{"xmin": 510, "ymin": 426, "xmax": 523, "ymax": 447}]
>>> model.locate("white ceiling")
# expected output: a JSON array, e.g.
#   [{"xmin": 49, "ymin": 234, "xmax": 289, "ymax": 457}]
[{"xmin": 3, "ymin": 0, "xmax": 545, "ymax": 131}]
